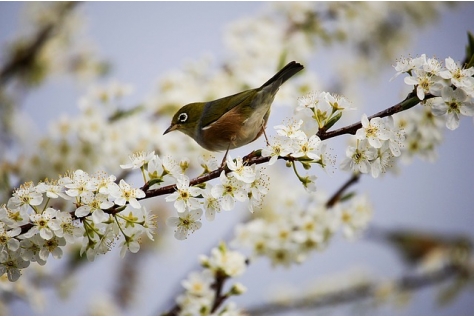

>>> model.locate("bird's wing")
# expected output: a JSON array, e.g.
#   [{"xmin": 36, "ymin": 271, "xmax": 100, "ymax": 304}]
[{"xmin": 199, "ymin": 89, "xmax": 257, "ymax": 129}]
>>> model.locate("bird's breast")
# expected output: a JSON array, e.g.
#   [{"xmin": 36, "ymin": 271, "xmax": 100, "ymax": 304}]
[{"xmin": 196, "ymin": 97, "xmax": 273, "ymax": 152}]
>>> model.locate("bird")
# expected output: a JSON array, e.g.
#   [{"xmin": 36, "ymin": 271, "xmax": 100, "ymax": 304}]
[{"xmin": 163, "ymin": 61, "xmax": 304, "ymax": 166}]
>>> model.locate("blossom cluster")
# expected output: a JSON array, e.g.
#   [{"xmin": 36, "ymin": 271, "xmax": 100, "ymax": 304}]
[
  {"xmin": 275, "ymin": 89, "xmax": 402, "ymax": 179},
  {"xmin": 173, "ymin": 242, "xmax": 247, "ymax": 315},
  {"xmin": 6, "ymin": 79, "xmax": 207, "ymax": 202},
  {"xmin": 0, "ymin": 169, "xmax": 156, "ymax": 282},
  {"xmin": 338, "ymin": 54, "xmax": 474, "ymax": 175},
  {"xmin": 395, "ymin": 55, "xmax": 474, "ymax": 130},
  {"xmin": 233, "ymin": 193, "xmax": 372, "ymax": 267},
  {"xmin": 262, "ymin": 92, "xmax": 348, "ymax": 191},
  {"xmin": 262, "ymin": 119, "xmax": 328, "ymax": 192},
  {"xmin": 392, "ymin": 101, "xmax": 445, "ymax": 163},
  {"xmin": 119, "ymin": 150, "xmax": 270, "ymax": 240},
  {"xmin": 0, "ymin": 2, "xmax": 466, "ymax": 314},
  {"xmin": 296, "ymin": 91, "xmax": 356, "ymax": 131},
  {"xmin": 160, "ymin": 155, "xmax": 269, "ymax": 240},
  {"xmin": 262, "ymin": 119, "xmax": 323, "ymax": 166},
  {"xmin": 341, "ymin": 114, "xmax": 404, "ymax": 177}
]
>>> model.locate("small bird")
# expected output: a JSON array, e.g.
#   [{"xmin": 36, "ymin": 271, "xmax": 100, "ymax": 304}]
[{"xmin": 164, "ymin": 61, "xmax": 304, "ymax": 165}]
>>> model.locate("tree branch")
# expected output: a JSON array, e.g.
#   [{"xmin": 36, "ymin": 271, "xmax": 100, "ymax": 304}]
[
  {"xmin": 0, "ymin": 2, "xmax": 79, "ymax": 86},
  {"xmin": 16, "ymin": 88, "xmax": 425, "ymax": 236},
  {"xmin": 161, "ymin": 172, "xmax": 362, "ymax": 315},
  {"xmin": 317, "ymin": 91, "xmax": 430, "ymax": 140},
  {"xmin": 144, "ymin": 91, "xmax": 426, "ymax": 200},
  {"xmin": 245, "ymin": 263, "xmax": 465, "ymax": 315}
]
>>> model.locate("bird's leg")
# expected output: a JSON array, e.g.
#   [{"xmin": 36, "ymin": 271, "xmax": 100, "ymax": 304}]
[
  {"xmin": 262, "ymin": 127, "xmax": 270, "ymax": 146},
  {"xmin": 220, "ymin": 147, "xmax": 230, "ymax": 169},
  {"xmin": 220, "ymin": 137, "xmax": 235, "ymax": 169},
  {"xmin": 260, "ymin": 119, "xmax": 270, "ymax": 146}
]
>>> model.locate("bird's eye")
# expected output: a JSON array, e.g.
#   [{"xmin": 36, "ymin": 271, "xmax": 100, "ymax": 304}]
[{"xmin": 178, "ymin": 113, "xmax": 188, "ymax": 123}]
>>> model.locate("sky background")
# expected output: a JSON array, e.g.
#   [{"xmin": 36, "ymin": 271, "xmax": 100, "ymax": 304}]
[{"xmin": 1, "ymin": 1, "xmax": 474, "ymax": 315}]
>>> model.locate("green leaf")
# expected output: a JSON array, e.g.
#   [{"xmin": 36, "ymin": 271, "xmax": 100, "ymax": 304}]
[
  {"xmin": 322, "ymin": 112, "xmax": 342, "ymax": 131},
  {"xmin": 339, "ymin": 191, "xmax": 356, "ymax": 203},
  {"xmin": 400, "ymin": 93, "xmax": 422, "ymax": 111},
  {"xmin": 148, "ymin": 178, "xmax": 164, "ymax": 188},
  {"xmin": 108, "ymin": 104, "xmax": 144, "ymax": 122},
  {"xmin": 464, "ymin": 31, "xmax": 474, "ymax": 68}
]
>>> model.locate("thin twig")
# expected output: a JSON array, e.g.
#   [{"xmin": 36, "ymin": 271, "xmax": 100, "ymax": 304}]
[{"xmin": 325, "ymin": 174, "xmax": 360, "ymax": 208}]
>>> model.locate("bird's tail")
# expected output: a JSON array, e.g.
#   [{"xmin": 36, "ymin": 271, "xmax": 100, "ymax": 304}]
[{"xmin": 260, "ymin": 61, "xmax": 304, "ymax": 89}]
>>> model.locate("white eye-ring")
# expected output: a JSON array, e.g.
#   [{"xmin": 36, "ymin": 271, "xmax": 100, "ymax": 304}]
[{"xmin": 178, "ymin": 113, "xmax": 188, "ymax": 123}]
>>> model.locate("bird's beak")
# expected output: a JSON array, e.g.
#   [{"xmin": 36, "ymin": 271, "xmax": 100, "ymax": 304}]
[{"xmin": 163, "ymin": 124, "xmax": 178, "ymax": 135}]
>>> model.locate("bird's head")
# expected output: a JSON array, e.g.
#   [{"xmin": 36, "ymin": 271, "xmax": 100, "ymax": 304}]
[{"xmin": 164, "ymin": 102, "xmax": 205, "ymax": 138}]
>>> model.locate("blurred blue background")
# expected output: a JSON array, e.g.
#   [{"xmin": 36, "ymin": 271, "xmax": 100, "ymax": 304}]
[{"xmin": 1, "ymin": 1, "xmax": 473, "ymax": 315}]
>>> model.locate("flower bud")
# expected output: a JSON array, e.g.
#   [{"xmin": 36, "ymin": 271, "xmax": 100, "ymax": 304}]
[{"xmin": 229, "ymin": 282, "xmax": 247, "ymax": 295}]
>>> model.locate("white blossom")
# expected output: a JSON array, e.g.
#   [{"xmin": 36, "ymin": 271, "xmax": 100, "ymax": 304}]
[
  {"xmin": 274, "ymin": 119, "xmax": 306, "ymax": 140},
  {"xmin": 261, "ymin": 136, "xmax": 292, "ymax": 165},
  {"xmin": 64, "ymin": 170, "xmax": 95, "ymax": 198},
  {"xmin": 325, "ymin": 92, "xmax": 354, "ymax": 112},
  {"xmin": 422, "ymin": 56, "xmax": 443, "ymax": 76},
  {"xmin": 199, "ymin": 156, "xmax": 220, "ymax": 174},
  {"xmin": 49, "ymin": 210, "xmax": 83, "ymax": 244},
  {"xmin": 300, "ymin": 175, "xmax": 318, "ymax": 193},
  {"xmin": 337, "ymin": 195, "xmax": 373, "ymax": 239},
  {"xmin": 38, "ymin": 236, "xmax": 66, "ymax": 260},
  {"xmin": 181, "ymin": 270, "xmax": 214, "ymax": 297},
  {"xmin": 340, "ymin": 140, "xmax": 377, "ymax": 174},
  {"xmin": 431, "ymin": 86, "xmax": 474, "ymax": 130},
  {"xmin": 200, "ymin": 243, "xmax": 247, "ymax": 277},
  {"xmin": 8, "ymin": 182, "xmax": 43, "ymax": 210},
  {"xmin": 127, "ymin": 206, "xmax": 156, "ymax": 241},
  {"xmin": 291, "ymin": 133, "xmax": 321, "ymax": 160},
  {"xmin": 75, "ymin": 192, "xmax": 113, "ymax": 223},
  {"xmin": 24, "ymin": 208, "xmax": 58, "ymax": 240},
  {"xmin": 0, "ymin": 205, "xmax": 30, "ymax": 227},
  {"xmin": 439, "ymin": 57, "xmax": 474, "ymax": 88},
  {"xmin": 371, "ymin": 144, "xmax": 394, "ymax": 178},
  {"xmin": 120, "ymin": 151, "xmax": 155, "ymax": 170},
  {"xmin": 296, "ymin": 91, "xmax": 319, "ymax": 113},
  {"xmin": 109, "ymin": 179, "xmax": 145, "ymax": 209},
  {"xmin": 404, "ymin": 69, "xmax": 443, "ymax": 100},
  {"xmin": 384, "ymin": 116, "xmax": 405, "ymax": 157},
  {"xmin": 391, "ymin": 54, "xmax": 426, "ymax": 80},
  {"xmin": 201, "ymin": 188, "xmax": 221, "ymax": 221},
  {"xmin": 355, "ymin": 114, "xmax": 391, "ymax": 148},
  {"xmin": 226, "ymin": 156, "xmax": 256, "ymax": 184},
  {"xmin": 119, "ymin": 229, "xmax": 141, "ymax": 258},
  {"xmin": 246, "ymin": 169, "xmax": 269, "ymax": 213},
  {"xmin": 211, "ymin": 172, "xmax": 247, "ymax": 211},
  {"xmin": 147, "ymin": 154, "xmax": 164, "ymax": 179},
  {"xmin": 0, "ymin": 250, "xmax": 30, "ymax": 282},
  {"xmin": 166, "ymin": 210, "xmax": 203, "ymax": 240},
  {"xmin": 0, "ymin": 222, "xmax": 21, "ymax": 251},
  {"xmin": 87, "ymin": 173, "xmax": 117, "ymax": 195},
  {"xmin": 36, "ymin": 180, "xmax": 70, "ymax": 200},
  {"xmin": 165, "ymin": 175, "xmax": 201, "ymax": 213}
]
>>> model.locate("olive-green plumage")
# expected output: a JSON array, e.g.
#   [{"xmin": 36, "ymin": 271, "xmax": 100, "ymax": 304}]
[{"xmin": 164, "ymin": 61, "xmax": 304, "ymax": 152}]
